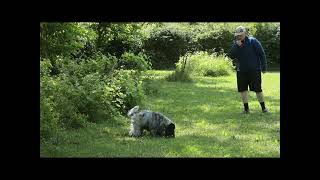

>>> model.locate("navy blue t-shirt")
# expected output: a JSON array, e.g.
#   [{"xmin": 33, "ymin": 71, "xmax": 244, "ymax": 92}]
[{"xmin": 229, "ymin": 36, "xmax": 267, "ymax": 72}]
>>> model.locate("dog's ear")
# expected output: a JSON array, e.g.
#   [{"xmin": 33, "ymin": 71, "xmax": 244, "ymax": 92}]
[{"xmin": 128, "ymin": 106, "xmax": 140, "ymax": 117}]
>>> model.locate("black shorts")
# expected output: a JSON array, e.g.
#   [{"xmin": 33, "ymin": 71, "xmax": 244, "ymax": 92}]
[{"xmin": 236, "ymin": 71, "xmax": 262, "ymax": 92}]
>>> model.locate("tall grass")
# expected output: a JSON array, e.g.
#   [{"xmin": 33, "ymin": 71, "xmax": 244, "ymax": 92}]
[{"xmin": 176, "ymin": 51, "xmax": 235, "ymax": 77}]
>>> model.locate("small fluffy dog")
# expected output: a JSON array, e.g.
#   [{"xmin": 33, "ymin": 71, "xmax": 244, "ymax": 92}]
[{"xmin": 127, "ymin": 106, "xmax": 175, "ymax": 138}]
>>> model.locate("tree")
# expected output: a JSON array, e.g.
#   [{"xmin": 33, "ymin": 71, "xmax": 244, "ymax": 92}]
[
  {"xmin": 40, "ymin": 22, "xmax": 96, "ymax": 74},
  {"xmin": 92, "ymin": 22, "xmax": 145, "ymax": 58}
]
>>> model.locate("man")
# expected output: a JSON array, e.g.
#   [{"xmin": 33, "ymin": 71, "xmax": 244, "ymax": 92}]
[{"xmin": 229, "ymin": 26, "xmax": 269, "ymax": 114}]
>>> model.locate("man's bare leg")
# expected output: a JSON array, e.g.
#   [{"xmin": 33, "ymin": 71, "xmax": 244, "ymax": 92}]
[{"xmin": 256, "ymin": 92, "xmax": 268, "ymax": 113}]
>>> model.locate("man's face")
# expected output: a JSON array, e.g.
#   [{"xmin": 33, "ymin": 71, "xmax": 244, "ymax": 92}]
[{"xmin": 235, "ymin": 33, "xmax": 246, "ymax": 41}]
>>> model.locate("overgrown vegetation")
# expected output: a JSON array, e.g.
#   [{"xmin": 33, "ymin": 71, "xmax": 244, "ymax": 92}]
[
  {"xmin": 177, "ymin": 51, "xmax": 235, "ymax": 77},
  {"xmin": 40, "ymin": 22, "xmax": 149, "ymax": 144}
]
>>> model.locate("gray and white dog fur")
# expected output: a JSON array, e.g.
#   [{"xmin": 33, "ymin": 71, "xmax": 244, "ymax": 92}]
[{"xmin": 127, "ymin": 106, "xmax": 175, "ymax": 137}]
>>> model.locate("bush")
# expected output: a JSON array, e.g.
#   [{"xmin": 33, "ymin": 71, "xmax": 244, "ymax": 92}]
[
  {"xmin": 254, "ymin": 23, "xmax": 280, "ymax": 65},
  {"xmin": 40, "ymin": 23, "xmax": 150, "ymax": 143},
  {"xmin": 118, "ymin": 52, "xmax": 151, "ymax": 71},
  {"xmin": 40, "ymin": 54, "xmax": 147, "ymax": 141},
  {"xmin": 109, "ymin": 69, "xmax": 145, "ymax": 114},
  {"xmin": 40, "ymin": 59, "xmax": 90, "ymax": 143},
  {"xmin": 40, "ymin": 91, "xmax": 61, "ymax": 141},
  {"xmin": 40, "ymin": 54, "xmax": 116, "ymax": 139},
  {"xmin": 93, "ymin": 23, "xmax": 145, "ymax": 58},
  {"xmin": 54, "ymin": 54, "xmax": 119, "ymax": 123},
  {"xmin": 176, "ymin": 51, "xmax": 235, "ymax": 77},
  {"xmin": 77, "ymin": 72, "xmax": 115, "ymax": 123},
  {"xmin": 143, "ymin": 26, "xmax": 196, "ymax": 69},
  {"xmin": 40, "ymin": 59, "xmax": 61, "ymax": 141},
  {"xmin": 196, "ymin": 27, "xmax": 234, "ymax": 55}
]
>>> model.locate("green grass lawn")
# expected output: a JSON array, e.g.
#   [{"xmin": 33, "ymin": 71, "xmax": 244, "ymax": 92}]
[{"xmin": 40, "ymin": 70, "xmax": 280, "ymax": 157}]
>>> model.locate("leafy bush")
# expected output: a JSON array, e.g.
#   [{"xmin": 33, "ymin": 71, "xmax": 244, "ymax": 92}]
[
  {"xmin": 40, "ymin": 54, "xmax": 147, "ymax": 141},
  {"xmin": 93, "ymin": 23, "xmax": 145, "ymax": 58},
  {"xmin": 254, "ymin": 23, "xmax": 280, "ymax": 65},
  {"xmin": 40, "ymin": 59, "xmax": 61, "ymax": 141},
  {"xmin": 196, "ymin": 26, "xmax": 234, "ymax": 55},
  {"xmin": 118, "ymin": 52, "xmax": 151, "ymax": 71},
  {"xmin": 54, "ymin": 54, "xmax": 119, "ymax": 122},
  {"xmin": 40, "ymin": 81, "xmax": 61, "ymax": 140},
  {"xmin": 40, "ymin": 23, "xmax": 95, "ymax": 59},
  {"xmin": 40, "ymin": 54, "xmax": 143, "ymax": 139},
  {"xmin": 40, "ymin": 23, "xmax": 148, "ymax": 143},
  {"xmin": 143, "ymin": 25, "xmax": 196, "ymax": 69},
  {"xmin": 109, "ymin": 69, "xmax": 145, "ymax": 114},
  {"xmin": 176, "ymin": 51, "xmax": 235, "ymax": 77},
  {"xmin": 40, "ymin": 58, "xmax": 90, "ymax": 144}
]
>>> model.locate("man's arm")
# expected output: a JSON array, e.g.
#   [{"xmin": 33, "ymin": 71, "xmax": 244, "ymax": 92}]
[
  {"xmin": 254, "ymin": 39, "xmax": 267, "ymax": 72},
  {"xmin": 228, "ymin": 42, "xmax": 239, "ymax": 67}
]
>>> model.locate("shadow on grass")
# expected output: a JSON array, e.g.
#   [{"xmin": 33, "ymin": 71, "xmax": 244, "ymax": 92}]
[
  {"xmin": 139, "ymin": 75, "xmax": 280, "ymax": 157},
  {"xmin": 45, "ymin": 73, "xmax": 279, "ymax": 157},
  {"xmin": 114, "ymin": 133, "xmax": 279, "ymax": 157},
  {"xmin": 167, "ymin": 134, "xmax": 279, "ymax": 157}
]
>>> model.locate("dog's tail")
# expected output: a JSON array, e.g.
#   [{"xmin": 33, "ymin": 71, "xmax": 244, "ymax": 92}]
[{"xmin": 127, "ymin": 106, "xmax": 139, "ymax": 117}]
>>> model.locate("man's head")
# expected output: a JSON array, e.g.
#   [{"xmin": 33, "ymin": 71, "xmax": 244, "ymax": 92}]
[{"xmin": 234, "ymin": 26, "xmax": 247, "ymax": 41}]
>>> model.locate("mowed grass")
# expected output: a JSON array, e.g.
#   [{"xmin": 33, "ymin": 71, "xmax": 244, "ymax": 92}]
[{"xmin": 40, "ymin": 70, "xmax": 280, "ymax": 158}]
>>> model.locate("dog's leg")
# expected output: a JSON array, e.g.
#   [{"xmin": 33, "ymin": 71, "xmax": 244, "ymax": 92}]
[
  {"xmin": 129, "ymin": 123, "xmax": 134, "ymax": 136},
  {"xmin": 130, "ymin": 123, "xmax": 142, "ymax": 137},
  {"xmin": 150, "ymin": 129, "xmax": 159, "ymax": 137}
]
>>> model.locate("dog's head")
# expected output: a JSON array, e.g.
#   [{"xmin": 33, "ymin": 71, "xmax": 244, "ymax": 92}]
[
  {"xmin": 165, "ymin": 123, "xmax": 175, "ymax": 138},
  {"xmin": 128, "ymin": 106, "xmax": 140, "ymax": 117}
]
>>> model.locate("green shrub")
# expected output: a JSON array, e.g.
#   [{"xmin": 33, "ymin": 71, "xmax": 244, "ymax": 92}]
[
  {"xmin": 109, "ymin": 69, "xmax": 145, "ymax": 114},
  {"xmin": 77, "ymin": 72, "xmax": 115, "ymax": 123},
  {"xmin": 143, "ymin": 25, "xmax": 196, "ymax": 69},
  {"xmin": 118, "ymin": 52, "xmax": 151, "ymax": 71},
  {"xmin": 196, "ymin": 27, "xmax": 234, "ymax": 54},
  {"xmin": 40, "ymin": 92, "xmax": 61, "ymax": 141},
  {"xmin": 40, "ymin": 59, "xmax": 62, "ymax": 141},
  {"xmin": 41, "ymin": 55, "xmax": 116, "ymax": 141},
  {"xmin": 60, "ymin": 54, "xmax": 122, "ymax": 119},
  {"xmin": 176, "ymin": 51, "xmax": 235, "ymax": 77},
  {"xmin": 92, "ymin": 23, "xmax": 145, "ymax": 58},
  {"xmin": 40, "ymin": 58, "xmax": 146, "ymax": 142},
  {"xmin": 254, "ymin": 23, "xmax": 280, "ymax": 65},
  {"xmin": 46, "ymin": 74, "xmax": 90, "ymax": 129}
]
